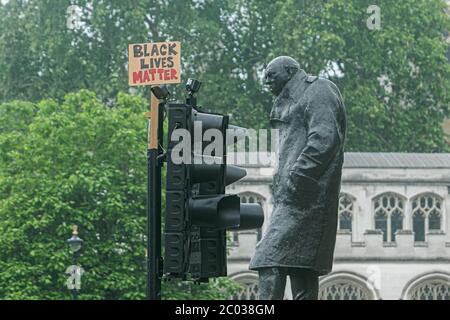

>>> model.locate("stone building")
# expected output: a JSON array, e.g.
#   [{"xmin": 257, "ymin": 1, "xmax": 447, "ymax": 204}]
[{"xmin": 226, "ymin": 153, "xmax": 450, "ymax": 300}]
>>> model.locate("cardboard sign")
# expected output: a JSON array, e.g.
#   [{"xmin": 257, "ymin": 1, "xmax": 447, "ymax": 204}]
[{"xmin": 128, "ymin": 41, "xmax": 181, "ymax": 86}]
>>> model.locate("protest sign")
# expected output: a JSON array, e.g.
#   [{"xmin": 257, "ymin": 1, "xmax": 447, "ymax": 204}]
[{"xmin": 128, "ymin": 41, "xmax": 181, "ymax": 86}]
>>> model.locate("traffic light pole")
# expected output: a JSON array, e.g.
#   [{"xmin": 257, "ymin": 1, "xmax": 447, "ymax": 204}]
[{"xmin": 147, "ymin": 92, "xmax": 163, "ymax": 300}]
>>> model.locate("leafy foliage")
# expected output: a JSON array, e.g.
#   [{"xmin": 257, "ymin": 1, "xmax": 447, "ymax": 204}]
[
  {"xmin": 1, "ymin": 0, "xmax": 448, "ymax": 150},
  {"xmin": 273, "ymin": 0, "xmax": 450, "ymax": 151},
  {"xmin": 0, "ymin": 91, "xmax": 239, "ymax": 299},
  {"xmin": 0, "ymin": 0, "xmax": 449, "ymax": 300}
]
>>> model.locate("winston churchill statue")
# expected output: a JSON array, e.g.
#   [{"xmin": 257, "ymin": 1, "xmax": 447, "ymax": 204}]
[{"xmin": 249, "ymin": 56, "xmax": 347, "ymax": 300}]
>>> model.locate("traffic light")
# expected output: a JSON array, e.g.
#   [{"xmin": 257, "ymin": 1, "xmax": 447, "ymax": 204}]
[{"xmin": 163, "ymin": 79, "xmax": 264, "ymax": 280}]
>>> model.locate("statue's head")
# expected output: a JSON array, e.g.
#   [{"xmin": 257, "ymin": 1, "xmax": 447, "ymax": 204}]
[{"xmin": 264, "ymin": 56, "xmax": 300, "ymax": 96}]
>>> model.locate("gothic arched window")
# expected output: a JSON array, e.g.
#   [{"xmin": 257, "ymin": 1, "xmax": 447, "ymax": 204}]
[
  {"xmin": 409, "ymin": 281, "xmax": 450, "ymax": 300},
  {"xmin": 319, "ymin": 275, "xmax": 377, "ymax": 300},
  {"xmin": 391, "ymin": 210, "xmax": 403, "ymax": 241},
  {"xmin": 233, "ymin": 282, "xmax": 258, "ymax": 300},
  {"xmin": 429, "ymin": 210, "xmax": 441, "ymax": 230},
  {"xmin": 230, "ymin": 275, "xmax": 259, "ymax": 300},
  {"xmin": 411, "ymin": 194, "xmax": 443, "ymax": 242},
  {"xmin": 338, "ymin": 193, "xmax": 354, "ymax": 231},
  {"xmin": 413, "ymin": 211, "xmax": 426, "ymax": 242},
  {"xmin": 404, "ymin": 274, "xmax": 450, "ymax": 300},
  {"xmin": 373, "ymin": 193, "xmax": 405, "ymax": 242},
  {"xmin": 375, "ymin": 212, "xmax": 388, "ymax": 242}
]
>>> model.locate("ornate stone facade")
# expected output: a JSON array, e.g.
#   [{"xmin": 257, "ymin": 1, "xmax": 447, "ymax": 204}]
[{"xmin": 226, "ymin": 153, "xmax": 450, "ymax": 300}]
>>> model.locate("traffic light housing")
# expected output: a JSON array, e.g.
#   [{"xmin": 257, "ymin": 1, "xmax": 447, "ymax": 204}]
[{"xmin": 163, "ymin": 81, "xmax": 264, "ymax": 281}]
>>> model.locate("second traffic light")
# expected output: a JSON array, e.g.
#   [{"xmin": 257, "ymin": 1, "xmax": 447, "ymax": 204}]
[{"xmin": 164, "ymin": 81, "xmax": 264, "ymax": 280}]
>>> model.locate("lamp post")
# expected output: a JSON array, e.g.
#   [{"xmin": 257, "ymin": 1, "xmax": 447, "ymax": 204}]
[{"xmin": 67, "ymin": 225, "xmax": 83, "ymax": 300}]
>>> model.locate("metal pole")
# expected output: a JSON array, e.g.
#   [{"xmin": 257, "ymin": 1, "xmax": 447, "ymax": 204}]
[
  {"xmin": 147, "ymin": 92, "xmax": 162, "ymax": 300},
  {"xmin": 73, "ymin": 254, "xmax": 78, "ymax": 300}
]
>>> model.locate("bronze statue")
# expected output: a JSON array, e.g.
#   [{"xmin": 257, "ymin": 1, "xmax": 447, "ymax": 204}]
[{"xmin": 249, "ymin": 56, "xmax": 347, "ymax": 300}]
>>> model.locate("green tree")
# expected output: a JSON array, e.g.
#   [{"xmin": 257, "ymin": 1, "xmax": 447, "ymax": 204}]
[
  {"xmin": 0, "ymin": 0, "xmax": 275, "ymax": 129},
  {"xmin": 0, "ymin": 0, "xmax": 192, "ymax": 101},
  {"xmin": 1, "ymin": 0, "xmax": 449, "ymax": 149},
  {"xmin": 273, "ymin": 0, "xmax": 450, "ymax": 152},
  {"xmin": 0, "ymin": 90, "xmax": 240, "ymax": 299},
  {"xmin": 183, "ymin": 0, "xmax": 276, "ymax": 130}
]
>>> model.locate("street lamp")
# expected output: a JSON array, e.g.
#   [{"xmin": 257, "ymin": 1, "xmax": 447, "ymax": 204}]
[
  {"xmin": 67, "ymin": 225, "xmax": 83, "ymax": 253},
  {"xmin": 67, "ymin": 225, "xmax": 83, "ymax": 300}
]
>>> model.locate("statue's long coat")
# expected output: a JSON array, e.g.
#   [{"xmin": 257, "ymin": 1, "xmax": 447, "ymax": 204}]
[{"xmin": 249, "ymin": 70, "xmax": 347, "ymax": 275}]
